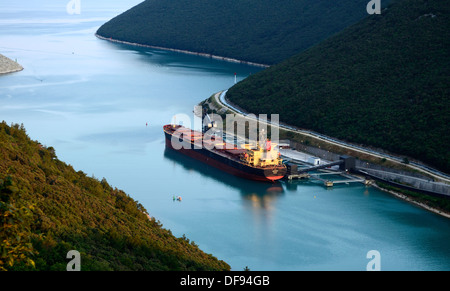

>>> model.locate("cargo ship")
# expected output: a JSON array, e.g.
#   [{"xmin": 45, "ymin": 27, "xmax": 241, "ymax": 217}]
[{"xmin": 163, "ymin": 124, "xmax": 286, "ymax": 182}]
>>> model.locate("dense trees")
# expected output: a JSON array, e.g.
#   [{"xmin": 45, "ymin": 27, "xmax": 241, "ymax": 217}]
[
  {"xmin": 227, "ymin": 0, "xmax": 450, "ymax": 173},
  {"xmin": 96, "ymin": 0, "xmax": 390, "ymax": 65},
  {"xmin": 0, "ymin": 122, "xmax": 230, "ymax": 271}
]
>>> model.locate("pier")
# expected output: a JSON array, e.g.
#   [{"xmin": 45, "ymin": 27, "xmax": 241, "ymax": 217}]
[
  {"xmin": 308, "ymin": 171, "xmax": 367, "ymax": 187},
  {"xmin": 282, "ymin": 148, "xmax": 368, "ymax": 187},
  {"xmin": 286, "ymin": 168, "xmax": 367, "ymax": 187}
]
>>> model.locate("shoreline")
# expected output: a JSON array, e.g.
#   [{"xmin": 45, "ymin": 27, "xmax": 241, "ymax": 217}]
[
  {"xmin": 95, "ymin": 34, "xmax": 270, "ymax": 68},
  {"xmin": 371, "ymin": 183, "xmax": 450, "ymax": 219},
  {"xmin": 349, "ymin": 171, "xmax": 450, "ymax": 219},
  {"xmin": 0, "ymin": 54, "xmax": 23, "ymax": 75}
]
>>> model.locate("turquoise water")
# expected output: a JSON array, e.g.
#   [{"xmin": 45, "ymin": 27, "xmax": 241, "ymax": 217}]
[{"xmin": 1, "ymin": 0, "xmax": 449, "ymax": 271}]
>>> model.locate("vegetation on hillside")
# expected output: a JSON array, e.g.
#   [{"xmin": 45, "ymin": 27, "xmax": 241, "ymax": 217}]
[
  {"xmin": 227, "ymin": 0, "xmax": 450, "ymax": 173},
  {"xmin": 96, "ymin": 0, "xmax": 390, "ymax": 65},
  {"xmin": 0, "ymin": 122, "xmax": 230, "ymax": 271}
]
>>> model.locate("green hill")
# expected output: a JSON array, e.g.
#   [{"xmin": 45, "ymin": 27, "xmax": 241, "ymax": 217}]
[
  {"xmin": 226, "ymin": 0, "xmax": 450, "ymax": 173},
  {"xmin": 96, "ymin": 0, "xmax": 390, "ymax": 65},
  {"xmin": 0, "ymin": 122, "xmax": 230, "ymax": 271}
]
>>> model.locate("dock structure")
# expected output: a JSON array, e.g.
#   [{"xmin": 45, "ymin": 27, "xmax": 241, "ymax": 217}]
[
  {"xmin": 286, "ymin": 172, "xmax": 310, "ymax": 180},
  {"xmin": 282, "ymin": 150, "xmax": 366, "ymax": 187},
  {"xmin": 297, "ymin": 159, "xmax": 344, "ymax": 173},
  {"xmin": 287, "ymin": 168, "xmax": 367, "ymax": 187},
  {"xmin": 308, "ymin": 172, "xmax": 366, "ymax": 187}
]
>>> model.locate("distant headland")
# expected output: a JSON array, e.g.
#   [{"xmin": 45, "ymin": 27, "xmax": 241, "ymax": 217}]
[{"xmin": 0, "ymin": 54, "xmax": 23, "ymax": 75}]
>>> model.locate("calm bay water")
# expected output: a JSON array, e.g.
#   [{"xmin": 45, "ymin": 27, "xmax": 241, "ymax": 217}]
[{"xmin": 1, "ymin": 0, "xmax": 450, "ymax": 271}]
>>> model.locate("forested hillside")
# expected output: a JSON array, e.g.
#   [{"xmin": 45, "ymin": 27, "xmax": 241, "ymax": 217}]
[
  {"xmin": 0, "ymin": 122, "xmax": 230, "ymax": 271},
  {"xmin": 227, "ymin": 0, "xmax": 450, "ymax": 173},
  {"xmin": 96, "ymin": 0, "xmax": 389, "ymax": 65}
]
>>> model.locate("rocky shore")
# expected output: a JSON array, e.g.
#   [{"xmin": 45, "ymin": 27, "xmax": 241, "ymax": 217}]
[{"xmin": 0, "ymin": 54, "xmax": 23, "ymax": 75}]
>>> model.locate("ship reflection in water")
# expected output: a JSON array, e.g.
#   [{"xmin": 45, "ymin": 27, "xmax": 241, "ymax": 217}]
[{"xmin": 163, "ymin": 146, "xmax": 284, "ymax": 210}]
